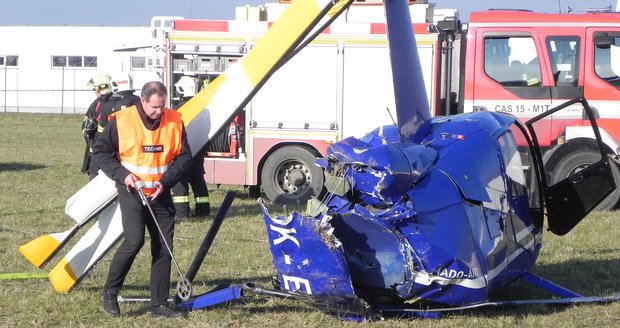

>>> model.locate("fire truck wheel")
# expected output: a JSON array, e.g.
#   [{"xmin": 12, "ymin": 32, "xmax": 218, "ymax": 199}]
[
  {"xmin": 550, "ymin": 149, "xmax": 620, "ymax": 211},
  {"xmin": 261, "ymin": 146, "xmax": 324, "ymax": 205}
]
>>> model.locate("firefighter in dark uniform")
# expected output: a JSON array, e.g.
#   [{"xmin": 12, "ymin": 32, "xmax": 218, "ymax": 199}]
[
  {"xmin": 171, "ymin": 76, "xmax": 210, "ymax": 218},
  {"xmin": 81, "ymin": 72, "xmax": 112, "ymax": 178},
  {"xmin": 96, "ymin": 73, "xmax": 140, "ymax": 138}
]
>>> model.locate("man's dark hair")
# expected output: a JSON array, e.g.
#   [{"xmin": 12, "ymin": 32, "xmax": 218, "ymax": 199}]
[{"xmin": 141, "ymin": 81, "xmax": 167, "ymax": 101}]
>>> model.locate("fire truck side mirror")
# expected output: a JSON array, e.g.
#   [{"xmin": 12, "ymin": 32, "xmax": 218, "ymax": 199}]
[
  {"xmin": 436, "ymin": 18, "xmax": 461, "ymax": 33},
  {"xmin": 594, "ymin": 33, "xmax": 614, "ymax": 49}
]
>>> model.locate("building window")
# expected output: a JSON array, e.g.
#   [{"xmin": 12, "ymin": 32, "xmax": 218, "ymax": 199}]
[
  {"xmin": 68, "ymin": 56, "xmax": 83, "ymax": 67},
  {"xmin": 130, "ymin": 56, "xmax": 160, "ymax": 70},
  {"xmin": 131, "ymin": 56, "xmax": 147, "ymax": 69},
  {"xmin": 84, "ymin": 56, "xmax": 97, "ymax": 68},
  {"xmin": 52, "ymin": 55, "xmax": 97, "ymax": 68},
  {"xmin": 52, "ymin": 56, "xmax": 67, "ymax": 67},
  {"xmin": 0, "ymin": 55, "xmax": 18, "ymax": 67}
]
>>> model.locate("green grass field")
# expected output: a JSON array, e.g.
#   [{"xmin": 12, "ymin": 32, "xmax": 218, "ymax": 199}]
[{"xmin": 0, "ymin": 112, "xmax": 619, "ymax": 327}]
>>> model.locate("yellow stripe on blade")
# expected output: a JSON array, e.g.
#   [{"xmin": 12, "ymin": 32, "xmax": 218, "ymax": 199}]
[
  {"xmin": 48, "ymin": 258, "xmax": 78, "ymax": 293},
  {"xmin": 18, "ymin": 234, "xmax": 62, "ymax": 268},
  {"xmin": 328, "ymin": 0, "xmax": 354, "ymax": 17}
]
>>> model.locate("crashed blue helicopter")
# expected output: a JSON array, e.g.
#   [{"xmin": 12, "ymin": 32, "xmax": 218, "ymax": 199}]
[{"xmin": 175, "ymin": 0, "xmax": 618, "ymax": 320}]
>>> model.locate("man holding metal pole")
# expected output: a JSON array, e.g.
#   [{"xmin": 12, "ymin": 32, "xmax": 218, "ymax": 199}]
[{"xmin": 93, "ymin": 81, "xmax": 191, "ymax": 318}]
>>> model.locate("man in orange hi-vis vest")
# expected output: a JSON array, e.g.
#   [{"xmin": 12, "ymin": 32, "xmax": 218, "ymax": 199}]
[{"xmin": 93, "ymin": 81, "xmax": 191, "ymax": 319}]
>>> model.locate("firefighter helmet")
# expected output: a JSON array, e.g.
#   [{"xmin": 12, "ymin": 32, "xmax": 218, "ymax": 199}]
[
  {"xmin": 174, "ymin": 76, "xmax": 197, "ymax": 97},
  {"xmin": 110, "ymin": 73, "xmax": 133, "ymax": 93},
  {"xmin": 86, "ymin": 72, "xmax": 112, "ymax": 94}
]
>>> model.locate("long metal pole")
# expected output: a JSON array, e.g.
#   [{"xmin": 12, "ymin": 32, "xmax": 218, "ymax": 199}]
[{"xmin": 185, "ymin": 191, "xmax": 236, "ymax": 282}]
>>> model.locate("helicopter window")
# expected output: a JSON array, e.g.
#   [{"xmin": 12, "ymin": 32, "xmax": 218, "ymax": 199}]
[
  {"xmin": 484, "ymin": 36, "xmax": 541, "ymax": 87},
  {"xmin": 498, "ymin": 130, "xmax": 527, "ymax": 195},
  {"xmin": 546, "ymin": 36, "xmax": 580, "ymax": 87},
  {"xmin": 498, "ymin": 126, "xmax": 541, "ymax": 211},
  {"xmin": 594, "ymin": 32, "xmax": 620, "ymax": 88}
]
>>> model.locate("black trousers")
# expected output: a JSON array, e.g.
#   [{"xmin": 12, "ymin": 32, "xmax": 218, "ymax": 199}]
[
  {"xmin": 103, "ymin": 186, "xmax": 175, "ymax": 306},
  {"xmin": 171, "ymin": 156, "xmax": 209, "ymax": 217}
]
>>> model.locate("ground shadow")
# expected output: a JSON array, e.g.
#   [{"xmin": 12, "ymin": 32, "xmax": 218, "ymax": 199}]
[{"xmin": 0, "ymin": 162, "xmax": 46, "ymax": 172}]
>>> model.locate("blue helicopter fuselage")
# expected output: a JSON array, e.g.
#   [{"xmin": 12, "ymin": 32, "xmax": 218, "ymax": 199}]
[
  {"xmin": 261, "ymin": 110, "xmax": 543, "ymax": 307},
  {"xmin": 260, "ymin": 0, "xmax": 542, "ymax": 309}
]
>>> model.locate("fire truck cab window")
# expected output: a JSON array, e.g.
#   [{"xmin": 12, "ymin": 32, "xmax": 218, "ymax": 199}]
[
  {"xmin": 546, "ymin": 36, "xmax": 580, "ymax": 87},
  {"xmin": 484, "ymin": 36, "xmax": 541, "ymax": 87},
  {"xmin": 594, "ymin": 32, "xmax": 620, "ymax": 88}
]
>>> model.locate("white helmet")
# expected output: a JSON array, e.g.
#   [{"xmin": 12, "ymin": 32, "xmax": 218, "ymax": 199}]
[
  {"xmin": 110, "ymin": 73, "xmax": 133, "ymax": 93},
  {"xmin": 174, "ymin": 76, "xmax": 197, "ymax": 97},
  {"xmin": 86, "ymin": 72, "xmax": 112, "ymax": 94}
]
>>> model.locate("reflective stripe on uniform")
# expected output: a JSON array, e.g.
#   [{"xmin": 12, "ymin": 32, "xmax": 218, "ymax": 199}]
[
  {"xmin": 194, "ymin": 196, "xmax": 209, "ymax": 204},
  {"xmin": 121, "ymin": 162, "xmax": 169, "ymax": 175},
  {"xmin": 140, "ymin": 181, "xmax": 160, "ymax": 189},
  {"xmin": 173, "ymin": 195, "xmax": 190, "ymax": 203}
]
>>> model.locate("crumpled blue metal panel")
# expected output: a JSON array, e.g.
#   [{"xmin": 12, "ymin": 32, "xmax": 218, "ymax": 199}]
[
  {"xmin": 325, "ymin": 136, "xmax": 437, "ymax": 207},
  {"xmin": 259, "ymin": 201, "xmax": 358, "ymax": 299},
  {"xmin": 329, "ymin": 210, "xmax": 413, "ymax": 292}
]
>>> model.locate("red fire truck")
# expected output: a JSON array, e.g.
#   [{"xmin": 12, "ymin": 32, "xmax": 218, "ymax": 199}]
[{"xmin": 163, "ymin": 2, "xmax": 620, "ymax": 209}]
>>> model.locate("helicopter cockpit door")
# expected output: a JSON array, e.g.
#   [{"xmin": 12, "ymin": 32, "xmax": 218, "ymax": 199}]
[{"xmin": 526, "ymin": 97, "xmax": 616, "ymax": 235}]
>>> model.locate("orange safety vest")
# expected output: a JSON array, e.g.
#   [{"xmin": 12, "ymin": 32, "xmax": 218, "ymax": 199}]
[{"xmin": 116, "ymin": 106, "xmax": 183, "ymax": 196}]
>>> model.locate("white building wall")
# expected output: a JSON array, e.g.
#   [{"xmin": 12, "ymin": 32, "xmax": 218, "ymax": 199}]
[{"xmin": 0, "ymin": 26, "xmax": 155, "ymax": 114}]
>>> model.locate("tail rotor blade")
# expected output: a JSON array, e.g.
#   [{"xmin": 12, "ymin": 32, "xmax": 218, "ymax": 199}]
[{"xmin": 18, "ymin": 226, "xmax": 79, "ymax": 268}]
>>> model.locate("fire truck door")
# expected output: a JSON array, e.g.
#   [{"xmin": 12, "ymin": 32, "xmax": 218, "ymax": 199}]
[{"xmin": 470, "ymin": 29, "xmax": 552, "ymax": 119}]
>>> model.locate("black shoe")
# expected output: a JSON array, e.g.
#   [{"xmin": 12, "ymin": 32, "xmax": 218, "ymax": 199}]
[
  {"xmin": 174, "ymin": 203, "xmax": 190, "ymax": 219},
  {"xmin": 150, "ymin": 304, "xmax": 186, "ymax": 319},
  {"xmin": 101, "ymin": 291, "xmax": 120, "ymax": 317},
  {"xmin": 195, "ymin": 203, "xmax": 210, "ymax": 217}
]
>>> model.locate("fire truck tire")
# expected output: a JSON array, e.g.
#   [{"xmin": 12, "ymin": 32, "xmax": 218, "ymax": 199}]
[
  {"xmin": 261, "ymin": 146, "xmax": 324, "ymax": 205},
  {"xmin": 549, "ymin": 150, "xmax": 620, "ymax": 211}
]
